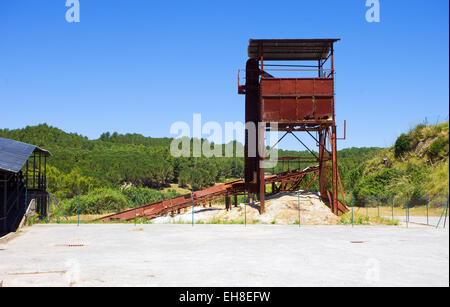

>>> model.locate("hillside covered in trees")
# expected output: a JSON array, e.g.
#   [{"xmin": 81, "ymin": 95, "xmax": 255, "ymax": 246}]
[{"xmin": 5, "ymin": 123, "xmax": 445, "ymax": 215}]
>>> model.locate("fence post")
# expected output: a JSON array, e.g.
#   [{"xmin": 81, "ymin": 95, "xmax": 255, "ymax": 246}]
[
  {"xmin": 25, "ymin": 186, "xmax": 28, "ymax": 210},
  {"xmin": 444, "ymin": 196, "xmax": 449, "ymax": 229},
  {"xmin": 391, "ymin": 195, "xmax": 394, "ymax": 221},
  {"xmin": 77, "ymin": 186, "xmax": 80, "ymax": 227},
  {"xmin": 297, "ymin": 191, "xmax": 301, "ymax": 228},
  {"xmin": 134, "ymin": 187, "xmax": 137, "ymax": 226},
  {"xmin": 436, "ymin": 197, "xmax": 449, "ymax": 229},
  {"xmin": 377, "ymin": 195, "xmax": 380, "ymax": 217},
  {"xmin": 351, "ymin": 192, "xmax": 354, "ymax": 228},
  {"xmin": 405, "ymin": 192, "xmax": 408, "ymax": 228},
  {"xmin": 444, "ymin": 205, "xmax": 448, "ymax": 229},
  {"xmin": 24, "ymin": 186, "xmax": 28, "ymax": 225},
  {"xmin": 191, "ymin": 189, "xmax": 194, "ymax": 227},
  {"xmin": 366, "ymin": 195, "xmax": 368, "ymax": 217},
  {"xmin": 426, "ymin": 193, "xmax": 429, "ymax": 225},
  {"xmin": 243, "ymin": 191, "xmax": 247, "ymax": 227},
  {"xmin": 407, "ymin": 193, "xmax": 410, "ymax": 223}
]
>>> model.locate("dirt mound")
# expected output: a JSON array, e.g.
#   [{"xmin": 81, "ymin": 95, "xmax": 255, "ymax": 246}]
[
  {"xmin": 215, "ymin": 191, "xmax": 338, "ymax": 225},
  {"xmin": 152, "ymin": 191, "xmax": 338, "ymax": 225}
]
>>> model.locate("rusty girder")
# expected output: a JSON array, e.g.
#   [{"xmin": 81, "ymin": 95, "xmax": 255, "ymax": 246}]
[
  {"xmin": 238, "ymin": 39, "xmax": 347, "ymax": 216},
  {"xmin": 101, "ymin": 167, "xmax": 326, "ymax": 222}
]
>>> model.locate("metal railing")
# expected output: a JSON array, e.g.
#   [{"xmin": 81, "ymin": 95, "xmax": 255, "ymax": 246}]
[{"xmin": 238, "ymin": 68, "xmax": 335, "ymax": 90}]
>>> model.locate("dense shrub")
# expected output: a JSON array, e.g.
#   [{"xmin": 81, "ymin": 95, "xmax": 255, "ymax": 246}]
[
  {"xmin": 429, "ymin": 137, "xmax": 447, "ymax": 159},
  {"xmin": 62, "ymin": 188, "xmax": 130, "ymax": 215},
  {"xmin": 354, "ymin": 168, "xmax": 401, "ymax": 197},
  {"xmin": 46, "ymin": 165, "xmax": 97, "ymax": 199},
  {"xmin": 395, "ymin": 134, "xmax": 410, "ymax": 158},
  {"xmin": 121, "ymin": 187, "xmax": 181, "ymax": 206},
  {"xmin": 405, "ymin": 164, "xmax": 429, "ymax": 198}
]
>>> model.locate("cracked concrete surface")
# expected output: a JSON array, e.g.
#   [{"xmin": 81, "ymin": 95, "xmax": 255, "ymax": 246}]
[{"xmin": 0, "ymin": 224, "xmax": 448, "ymax": 287}]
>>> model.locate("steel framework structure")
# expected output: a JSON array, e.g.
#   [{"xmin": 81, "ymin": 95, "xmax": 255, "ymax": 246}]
[
  {"xmin": 239, "ymin": 39, "xmax": 347, "ymax": 215},
  {"xmin": 102, "ymin": 39, "xmax": 348, "ymax": 222},
  {"xmin": 0, "ymin": 149, "xmax": 50, "ymax": 236},
  {"xmin": 101, "ymin": 166, "xmax": 321, "ymax": 222}
]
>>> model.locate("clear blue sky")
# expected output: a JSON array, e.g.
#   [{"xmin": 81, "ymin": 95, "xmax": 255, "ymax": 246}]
[{"xmin": 0, "ymin": 0, "xmax": 448, "ymax": 150}]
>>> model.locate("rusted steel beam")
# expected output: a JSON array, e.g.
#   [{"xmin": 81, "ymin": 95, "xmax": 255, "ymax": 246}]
[
  {"xmin": 238, "ymin": 38, "xmax": 345, "ymax": 217},
  {"xmin": 318, "ymin": 129, "xmax": 328, "ymax": 200},
  {"xmin": 101, "ymin": 166, "xmax": 333, "ymax": 222},
  {"xmin": 301, "ymin": 171, "xmax": 319, "ymax": 192},
  {"xmin": 332, "ymin": 125, "xmax": 338, "ymax": 215},
  {"xmin": 244, "ymin": 59, "xmax": 260, "ymax": 195}
]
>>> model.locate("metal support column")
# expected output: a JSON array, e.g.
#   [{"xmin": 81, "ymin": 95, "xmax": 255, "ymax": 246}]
[{"xmin": 332, "ymin": 125, "xmax": 338, "ymax": 215}]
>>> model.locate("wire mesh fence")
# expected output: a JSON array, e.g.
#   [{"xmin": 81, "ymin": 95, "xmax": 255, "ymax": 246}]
[
  {"xmin": 347, "ymin": 193, "xmax": 449, "ymax": 228},
  {"xmin": 44, "ymin": 187, "xmax": 449, "ymax": 229}
]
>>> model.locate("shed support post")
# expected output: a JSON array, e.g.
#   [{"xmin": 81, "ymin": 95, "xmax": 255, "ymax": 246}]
[{"xmin": 2, "ymin": 174, "xmax": 7, "ymax": 234}]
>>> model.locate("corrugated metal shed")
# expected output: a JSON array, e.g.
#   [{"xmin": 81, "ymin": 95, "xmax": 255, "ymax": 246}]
[
  {"xmin": 248, "ymin": 39, "xmax": 340, "ymax": 61},
  {"xmin": 0, "ymin": 137, "xmax": 50, "ymax": 173}
]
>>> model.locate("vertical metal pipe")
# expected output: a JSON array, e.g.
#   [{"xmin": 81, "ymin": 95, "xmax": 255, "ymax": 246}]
[
  {"xmin": 351, "ymin": 192, "xmax": 354, "ymax": 227},
  {"xmin": 444, "ymin": 196, "xmax": 449, "ymax": 229},
  {"xmin": 297, "ymin": 190, "xmax": 301, "ymax": 228},
  {"xmin": 392, "ymin": 196, "xmax": 394, "ymax": 221},
  {"xmin": 436, "ymin": 197, "xmax": 449, "ymax": 229},
  {"xmin": 191, "ymin": 189, "xmax": 194, "ymax": 227},
  {"xmin": 330, "ymin": 47, "xmax": 334, "ymax": 76},
  {"xmin": 44, "ymin": 156, "xmax": 47, "ymax": 216},
  {"xmin": 405, "ymin": 193, "xmax": 408, "ymax": 228},
  {"xmin": 366, "ymin": 195, "xmax": 368, "ymax": 217},
  {"xmin": 134, "ymin": 187, "xmax": 137, "ymax": 226},
  {"xmin": 16, "ymin": 174, "xmax": 19, "ymax": 209},
  {"xmin": 25, "ymin": 185, "xmax": 28, "ymax": 210},
  {"xmin": 318, "ymin": 60, "xmax": 321, "ymax": 77},
  {"xmin": 318, "ymin": 130, "xmax": 327, "ymax": 198},
  {"xmin": 26, "ymin": 159, "xmax": 28, "ymax": 187},
  {"xmin": 244, "ymin": 190, "xmax": 247, "ymax": 227},
  {"xmin": 426, "ymin": 194, "xmax": 429, "ymax": 225},
  {"xmin": 377, "ymin": 195, "xmax": 380, "ymax": 217},
  {"xmin": 24, "ymin": 185, "xmax": 28, "ymax": 226},
  {"xmin": 407, "ymin": 193, "xmax": 409, "ymax": 223},
  {"xmin": 331, "ymin": 125, "xmax": 338, "ymax": 215},
  {"xmin": 33, "ymin": 153, "xmax": 35, "ymax": 192},
  {"xmin": 44, "ymin": 156, "xmax": 47, "ymax": 182},
  {"xmin": 77, "ymin": 186, "xmax": 80, "ymax": 227},
  {"xmin": 366, "ymin": 196, "xmax": 370, "ymax": 216},
  {"xmin": 39, "ymin": 153, "xmax": 41, "ymax": 187},
  {"xmin": 38, "ymin": 153, "xmax": 42, "ymax": 217}
]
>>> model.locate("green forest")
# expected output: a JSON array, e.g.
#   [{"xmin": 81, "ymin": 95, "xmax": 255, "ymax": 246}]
[{"xmin": 1, "ymin": 121, "xmax": 448, "ymax": 216}]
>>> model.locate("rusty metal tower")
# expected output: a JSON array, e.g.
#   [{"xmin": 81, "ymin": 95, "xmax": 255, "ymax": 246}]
[{"xmin": 238, "ymin": 39, "xmax": 347, "ymax": 215}]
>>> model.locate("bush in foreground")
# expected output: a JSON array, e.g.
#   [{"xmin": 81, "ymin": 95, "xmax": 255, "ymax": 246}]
[{"xmin": 62, "ymin": 188, "xmax": 131, "ymax": 216}]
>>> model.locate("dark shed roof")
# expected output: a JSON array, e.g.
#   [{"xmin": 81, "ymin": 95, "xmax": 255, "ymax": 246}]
[
  {"xmin": 248, "ymin": 39, "xmax": 340, "ymax": 61},
  {"xmin": 0, "ymin": 137, "xmax": 50, "ymax": 173}
]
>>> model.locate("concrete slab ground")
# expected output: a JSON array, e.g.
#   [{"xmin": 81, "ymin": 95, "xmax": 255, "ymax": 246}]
[{"xmin": 0, "ymin": 224, "xmax": 448, "ymax": 287}]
